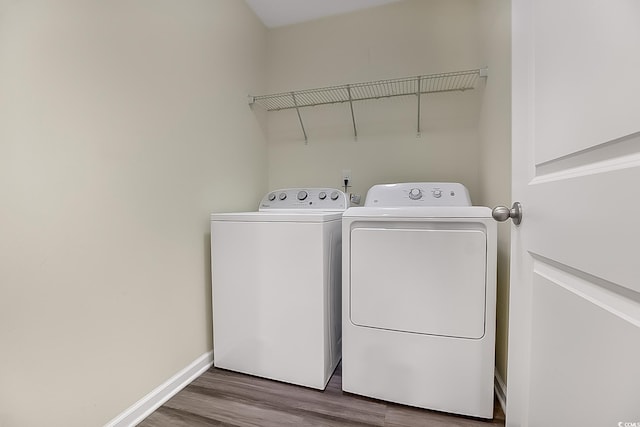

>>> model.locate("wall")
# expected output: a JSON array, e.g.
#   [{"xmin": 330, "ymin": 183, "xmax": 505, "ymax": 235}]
[
  {"xmin": 0, "ymin": 1, "xmax": 267, "ymax": 426},
  {"xmin": 265, "ymin": 0, "xmax": 511, "ymax": 384},
  {"xmin": 477, "ymin": 0, "xmax": 511, "ymax": 384},
  {"xmin": 266, "ymin": 0, "xmax": 485, "ymax": 201}
]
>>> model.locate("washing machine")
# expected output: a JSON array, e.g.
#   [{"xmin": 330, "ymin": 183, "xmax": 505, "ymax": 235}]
[
  {"xmin": 342, "ymin": 182, "xmax": 497, "ymax": 418},
  {"xmin": 210, "ymin": 188, "xmax": 347, "ymax": 390}
]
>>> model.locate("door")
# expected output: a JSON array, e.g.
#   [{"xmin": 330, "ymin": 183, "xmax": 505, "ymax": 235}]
[{"xmin": 508, "ymin": 1, "xmax": 640, "ymax": 426}]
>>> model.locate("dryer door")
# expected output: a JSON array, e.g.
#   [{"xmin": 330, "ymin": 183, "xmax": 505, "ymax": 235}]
[{"xmin": 349, "ymin": 225, "xmax": 487, "ymax": 339}]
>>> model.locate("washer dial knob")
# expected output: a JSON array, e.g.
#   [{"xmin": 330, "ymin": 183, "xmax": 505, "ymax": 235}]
[
  {"xmin": 318, "ymin": 191, "xmax": 327, "ymax": 200},
  {"xmin": 278, "ymin": 192, "xmax": 287, "ymax": 200},
  {"xmin": 297, "ymin": 190, "xmax": 308, "ymax": 201},
  {"xmin": 330, "ymin": 191, "xmax": 340, "ymax": 201},
  {"xmin": 268, "ymin": 193, "xmax": 276, "ymax": 201},
  {"xmin": 432, "ymin": 189, "xmax": 442, "ymax": 198},
  {"xmin": 409, "ymin": 188, "xmax": 423, "ymax": 200}
]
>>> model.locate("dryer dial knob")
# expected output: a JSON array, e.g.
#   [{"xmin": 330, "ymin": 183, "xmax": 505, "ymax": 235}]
[
  {"xmin": 318, "ymin": 191, "xmax": 327, "ymax": 200},
  {"xmin": 409, "ymin": 188, "xmax": 423, "ymax": 200},
  {"xmin": 432, "ymin": 190, "xmax": 442, "ymax": 198},
  {"xmin": 279, "ymin": 192, "xmax": 287, "ymax": 200},
  {"xmin": 268, "ymin": 193, "xmax": 276, "ymax": 201},
  {"xmin": 297, "ymin": 190, "xmax": 308, "ymax": 201},
  {"xmin": 330, "ymin": 191, "xmax": 340, "ymax": 201}
]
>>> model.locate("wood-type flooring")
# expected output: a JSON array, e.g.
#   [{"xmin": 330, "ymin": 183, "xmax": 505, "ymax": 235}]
[{"xmin": 139, "ymin": 364, "xmax": 505, "ymax": 426}]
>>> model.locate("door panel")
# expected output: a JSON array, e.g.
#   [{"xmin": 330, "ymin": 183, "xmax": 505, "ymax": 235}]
[
  {"xmin": 527, "ymin": 162, "xmax": 640, "ymax": 294},
  {"xmin": 533, "ymin": 0, "xmax": 640, "ymax": 163},
  {"xmin": 508, "ymin": 0, "xmax": 640, "ymax": 425},
  {"xmin": 529, "ymin": 261, "xmax": 640, "ymax": 426}
]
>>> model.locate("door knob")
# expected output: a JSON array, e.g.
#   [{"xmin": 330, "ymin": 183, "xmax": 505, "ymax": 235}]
[{"xmin": 492, "ymin": 202, "xmax": 522, "ymax": 225}]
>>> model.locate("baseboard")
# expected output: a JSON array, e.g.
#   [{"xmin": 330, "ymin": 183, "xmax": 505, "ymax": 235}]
[
  {"xmin": 494, "ymin": 369, "xmax": 507, "ymax": 414},
  {"xmin": 105, "ymin": 350, "xmax": 214, "ymax": 427}
]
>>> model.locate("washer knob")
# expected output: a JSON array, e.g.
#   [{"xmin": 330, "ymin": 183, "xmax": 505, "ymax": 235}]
[
  {"xmin": 279, "ymin": 192, "xmax": 287, "ymax": 200},
  {"xmin": 409, "ymin": 188, "xmax": 422, "ymax": 200},
  {"xmin": 318, "ymin": 191, "xmax": 327, "ymax": 200},
  {"xmin": 268, "ymin": 193, "xmax": 276, "ymax": 201},
  {"xmin": 297, "ymin": 190, "xmax": 308, "ymax": 201},
  {"xmin": 433, "ymin": 189, "xmax": 442, "ymax": 198},
  {"xmin": 330, "ymin": 191, "xmax": 340, "ymax": 201}
]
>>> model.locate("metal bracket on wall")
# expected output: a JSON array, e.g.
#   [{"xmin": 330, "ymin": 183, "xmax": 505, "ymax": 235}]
[
  {"xmin": 291, "ymin": 92, "xmax": 308, "ymax": 144},
  {"xmin": 416, "ymin": 76, "xmax": 422, "ymax": 137},
  {"xmin": 346, "ymin": 84, "xmax": 357, "ymax": 141},
  {"xmin": 249, "ymin": 67, "xmax": 488, "ymax": 143}
]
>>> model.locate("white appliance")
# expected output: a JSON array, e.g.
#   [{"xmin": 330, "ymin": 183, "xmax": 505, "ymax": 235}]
[
  {"xmin": 342, "ymin": 182, "xmax": 497, "ymax": 418},
  {"xmin": 210, "ymin": 188, "xmax": 347, "ymax": 390}
]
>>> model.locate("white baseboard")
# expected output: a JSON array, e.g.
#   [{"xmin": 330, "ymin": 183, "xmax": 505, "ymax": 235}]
[
  {"xmin": 494, "ymin": 369, "xmax": 507, "ymax": 415},
  {"xmin": 105, "ymin": 350, "xmax": 214, "ymax": 427}
]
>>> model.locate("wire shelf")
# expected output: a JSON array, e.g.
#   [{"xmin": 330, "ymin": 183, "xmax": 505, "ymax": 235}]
[{"xmin": 249, "ymin": 68, "xmax": 487, "ymax": 142}]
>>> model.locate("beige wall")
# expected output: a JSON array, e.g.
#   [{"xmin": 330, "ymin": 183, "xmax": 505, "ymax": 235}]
[
  {"xmin": 0, "ymin": 1, "xmax": 267, "ymax": 426},
  {"xmin": 477, "ymin": 0, "xmax": 511, "ymax": 383},
  {"xmin": 265, "ymin": 0, "xmax": 511, "ymax": 381},
  {"xmin": 266, "ymin": 0, "xmax": 485, "ymax": 201},
  {"xmin": 0, "ymin": 1, "xmax": 512, "ymax": 424}
]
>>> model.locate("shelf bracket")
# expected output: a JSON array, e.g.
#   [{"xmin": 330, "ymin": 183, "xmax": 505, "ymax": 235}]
[
  {"xmin": 347, "ymin": 85, "xmax": 358, "ymax": 140},
  {"xmin": 416, "ymin": 76, "xmax": 422, "ymax": 136},
  {"xmin": 291, "ymin": 92, "xmax": 308, "ymax": 144}
]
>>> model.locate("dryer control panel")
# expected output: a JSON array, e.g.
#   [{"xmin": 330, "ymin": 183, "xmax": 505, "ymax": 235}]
[
  {"xmin": 259, "ymin": 188, "xmax": 348, "ymax": 211},
  {"xmin": 364, "ymin": 182, "xmax": 471, "ymax": 207}
]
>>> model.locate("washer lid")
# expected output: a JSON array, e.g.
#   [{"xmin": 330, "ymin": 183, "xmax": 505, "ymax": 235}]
[
  {"xmin": 210, "ymin": 211, "xmax": 343, "ymax": 223},
  {"xmin": 343, "ymin": 206, "xmax": 491, "ymax": 218}
]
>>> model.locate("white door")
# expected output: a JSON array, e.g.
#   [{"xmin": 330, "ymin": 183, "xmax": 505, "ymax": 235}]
[{"xmin": 507, "ymin": 1, "xmax": 640, "ymax": 426}]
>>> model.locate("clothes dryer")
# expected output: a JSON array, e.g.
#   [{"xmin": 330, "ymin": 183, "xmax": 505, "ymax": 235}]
[
  {"xmin": 342, "ymin": 183, "xmax": 497, "ymax": 418},
  {"xmin": 210, "ymin": 188, "xmax": 347, "ymax": 390}
]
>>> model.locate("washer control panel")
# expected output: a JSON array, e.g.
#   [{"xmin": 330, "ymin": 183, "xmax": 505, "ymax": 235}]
[
  {"xmin": 364, "ymin": 182, "xmax": 471, "ymax": 207},
  {"xmin": 259, "ymin": 188, "xmax": 348, "ymax": 211}
]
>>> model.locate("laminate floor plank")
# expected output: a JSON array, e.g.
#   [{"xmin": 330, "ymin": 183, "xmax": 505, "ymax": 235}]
[
  {"xmin": 164, "ymin": 389, "xmax": 309, "ymax": 427},
  {"xmin": 186, "ymin": 367, "xmax": 387, "ymax": 426},
  {"xmin": 384, "ymin": 405, "xmax": 504, "ymax": 427},
  {"xmin": 141, "ymin": 407, "xmax": 232, "ymax": 427},
  {"xmin": 139, "ymin": 365, "xmax": 505, "ymax": 427}
]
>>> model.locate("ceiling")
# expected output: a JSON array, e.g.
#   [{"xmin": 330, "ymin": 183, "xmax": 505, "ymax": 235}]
[{"xmin": 245, "ymin": 0, "xmax": 402, "ymax": 28}]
